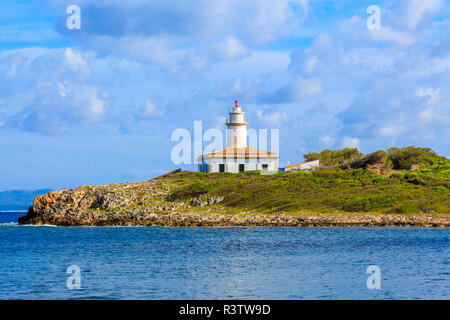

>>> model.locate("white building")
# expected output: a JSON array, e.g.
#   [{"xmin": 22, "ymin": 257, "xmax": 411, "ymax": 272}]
[
  {"xmin": 198, "ymin": 100, "xmax": 279, "ymax": 173},
  {"xmin": 285, "ymin": 159, "xmax": 320, "ymax": 172}
]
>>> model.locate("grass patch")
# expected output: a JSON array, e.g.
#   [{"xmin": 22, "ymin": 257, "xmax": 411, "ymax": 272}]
[{"xmin": 163, "ymin": 167, "xmax": 449, "ymax": 215}]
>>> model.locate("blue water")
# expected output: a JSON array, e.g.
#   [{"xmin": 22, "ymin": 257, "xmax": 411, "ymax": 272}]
[{"xmin": 0, "ymin": 211, "xmax": 449, "ymax": 299}]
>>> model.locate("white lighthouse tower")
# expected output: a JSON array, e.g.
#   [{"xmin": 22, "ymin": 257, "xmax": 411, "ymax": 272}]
[{"xmin": 226, "ymin": 100, "xmax": 248, "ymax": 148}]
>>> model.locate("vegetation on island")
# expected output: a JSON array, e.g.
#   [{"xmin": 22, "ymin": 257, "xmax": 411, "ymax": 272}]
[
  {"xmin": 19, "ymin": 146, "xmax": 449, "ymax": 227},
  {"xmin": 165, "ymin": 146, "xmax": 449, "ymax": 215},
  {"xmin": 303, "ymin": 146, "xmax": 448, "ymax": 170}
]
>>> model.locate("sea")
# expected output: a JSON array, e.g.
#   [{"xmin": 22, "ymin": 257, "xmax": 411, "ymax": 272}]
[{"xmin": 0, "ymin": 211, "xmax": 449, "ymax": 300}]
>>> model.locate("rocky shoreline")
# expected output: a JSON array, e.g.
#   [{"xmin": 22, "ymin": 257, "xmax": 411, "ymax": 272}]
[
  {"xmin": 17, "ymin": 177, "xmax": 450, "ymax": 228},
  {"xmin": 18, "ymin": 211, "xmax": 450, "ymax": 227}
]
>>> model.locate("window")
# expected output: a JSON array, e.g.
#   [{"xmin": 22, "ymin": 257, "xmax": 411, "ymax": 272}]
[
  {"xmin": 262, "ymin": 164, "xmax": 268, "ymax": 170},
  {"xmin": 219, "ymin": 164, "xmax": 225, "ymax": 172},
  {"xmin": 239, "ymin": 164, "xmax": 245, "ymax": 172}
]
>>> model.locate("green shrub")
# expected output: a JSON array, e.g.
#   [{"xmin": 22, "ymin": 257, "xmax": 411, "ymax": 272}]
[
  {"xmin": 401, "ymin": 172, "xmax": 426, "ymax": 185},
  {"xmin": 304, "ymin": 148, "xmax": 363, "ymax": 167},
  {"xmin": 303, "ymin": 152, "xmax": 320, "ymax": 161},
  {"xmin": 387, "ymin": 146, "xmax": 446, "ymax": 170},
  {"xmin": 391, "ymin": 162, "xmax": 450, "ymax": 187},
  {"xmin": 244, "ymin": 170, "xmax": 261, "ymax": 176}
]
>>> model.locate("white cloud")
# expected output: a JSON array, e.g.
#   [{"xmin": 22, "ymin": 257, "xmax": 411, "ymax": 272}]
[
  {"xmin": 408, "ymin": 56, "xmax": 450, "ymax": 76},
  {"xmin": 303, "ymin": 56, "xmax": 319, "ymax": 75},
  {"xmin": 279, "ymin": 3, "xmax": 450, "ymax": 154},
  {"xmin": 415, "ymin": 88, "xmax": 440, "ymax": 122},
  {"xmin": 211, "ymin": 37, "xmax": 249, "ymax": 61},
  {"xmin": 256, "ymin": 108, "xmax": 288, "ymax": 126},
  {"xmin": 43, "ymin": 0, "xmax": 309, "ymax": 70},
  {"xmin": 288, "ymin": 49, "xmax": 320, "ymax": 76},
  {"xmin": 233, "ymin": 77, "xmax": 242, "ymax": 94},
  {"xmin": 378, "ymin": 124, "xmax": 406, "ymax": 137},
  {"xmin": 0, "ymin": 48, "xmax": 108, "ymax": 133},
  {"xmin": 263, "ymin": 76, "xmax": 322, "ymax": 103},
  {"xmin": 87, "ymin": 92, "xmax": 105, "ymax": 122},
  {"xmin": 368, "ymin": 27, "xmax": 416, "ymax": 47},
  {"xmin": 402, "ymin": 0, "xmax": 443, "ymax": 29},
  {"xmin": 319, "ymin": 135, "xmax": 335, "ymax": 147},
  {"xmin": 6, "ymin": 55, "xmax": 23, "ymax": 78},
  {"xmin": 416, "ymin": 87, "xmax": 440, "ymax": 105},
  {"xmin": 57, "ymin": 82, "xmax": 67, "ymax": 97},
  {"xmin": 143, "ymin": 100, "xmax": 164, "ymax": 118},
  {"xmin": 298, "ymin": 78, "xmax": 322, "ymax": 97},
  {"xmin": 64, "ymin": 48, "xmax": 89, "ymax": 74},
  {"xmin": 341, "ymin": 137, "xmax": 360, "ymax": 148},
  {"xmin": 419, "ymin": 108, "xmax": 433, "ymax": 122},
  {"xmin": 213, "ymin": 116, "xmax": 227, "ymax": 130}
]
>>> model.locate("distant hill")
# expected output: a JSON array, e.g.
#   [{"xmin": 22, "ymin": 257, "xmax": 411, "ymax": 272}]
[{"xmin": 0, "ymin": 189, "xmax": 53, "ymax": 211}]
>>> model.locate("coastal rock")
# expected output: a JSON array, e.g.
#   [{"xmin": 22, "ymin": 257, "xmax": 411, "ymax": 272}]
[{"xmin": 190, "ymin": 196, "xmax": 224, "ymax": 207}]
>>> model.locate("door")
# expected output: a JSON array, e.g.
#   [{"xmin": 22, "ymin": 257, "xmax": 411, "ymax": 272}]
[
  {"xmin": 239, "ymin": 164, "xmax": 245, "ymax": 172},
  {"xmin": 219, "ymin": 164, "xmax": 225, "ymax": 172}
]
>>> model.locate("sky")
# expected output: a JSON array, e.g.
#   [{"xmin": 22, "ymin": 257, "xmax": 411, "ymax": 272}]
[{"xmin": 0, "ymin": 0, "xmax": 449, "ymax": 190}]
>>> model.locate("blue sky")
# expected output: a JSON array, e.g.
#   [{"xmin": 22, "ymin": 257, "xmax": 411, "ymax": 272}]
[{"xmin": 0, "ymin": 0, "xmax": 449, "ymax": 190}]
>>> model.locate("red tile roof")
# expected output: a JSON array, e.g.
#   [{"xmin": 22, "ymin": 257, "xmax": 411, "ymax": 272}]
[{"xmin": 201, "ymin": 147, "xmax": 279, "ymax": 159}]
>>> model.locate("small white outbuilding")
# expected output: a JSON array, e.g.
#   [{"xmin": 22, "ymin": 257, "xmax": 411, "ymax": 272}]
[{"xmin": 284, "ymin": 160, "xmax": 320, "ymax": 172}]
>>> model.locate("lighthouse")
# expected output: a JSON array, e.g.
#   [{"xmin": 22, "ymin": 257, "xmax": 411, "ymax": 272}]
[
  {"xmin": 226, "ymin": 100, "xmax": 248, "ymax": 148},
  {"xmin": 197, "ymin": 100, "xmax": 279, "ymax": 173}
]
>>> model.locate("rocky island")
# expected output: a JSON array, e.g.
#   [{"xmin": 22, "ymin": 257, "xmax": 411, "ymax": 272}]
[{"xmin": 18, "ymin": 147, "xmax": 450, "ymax": 227}]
